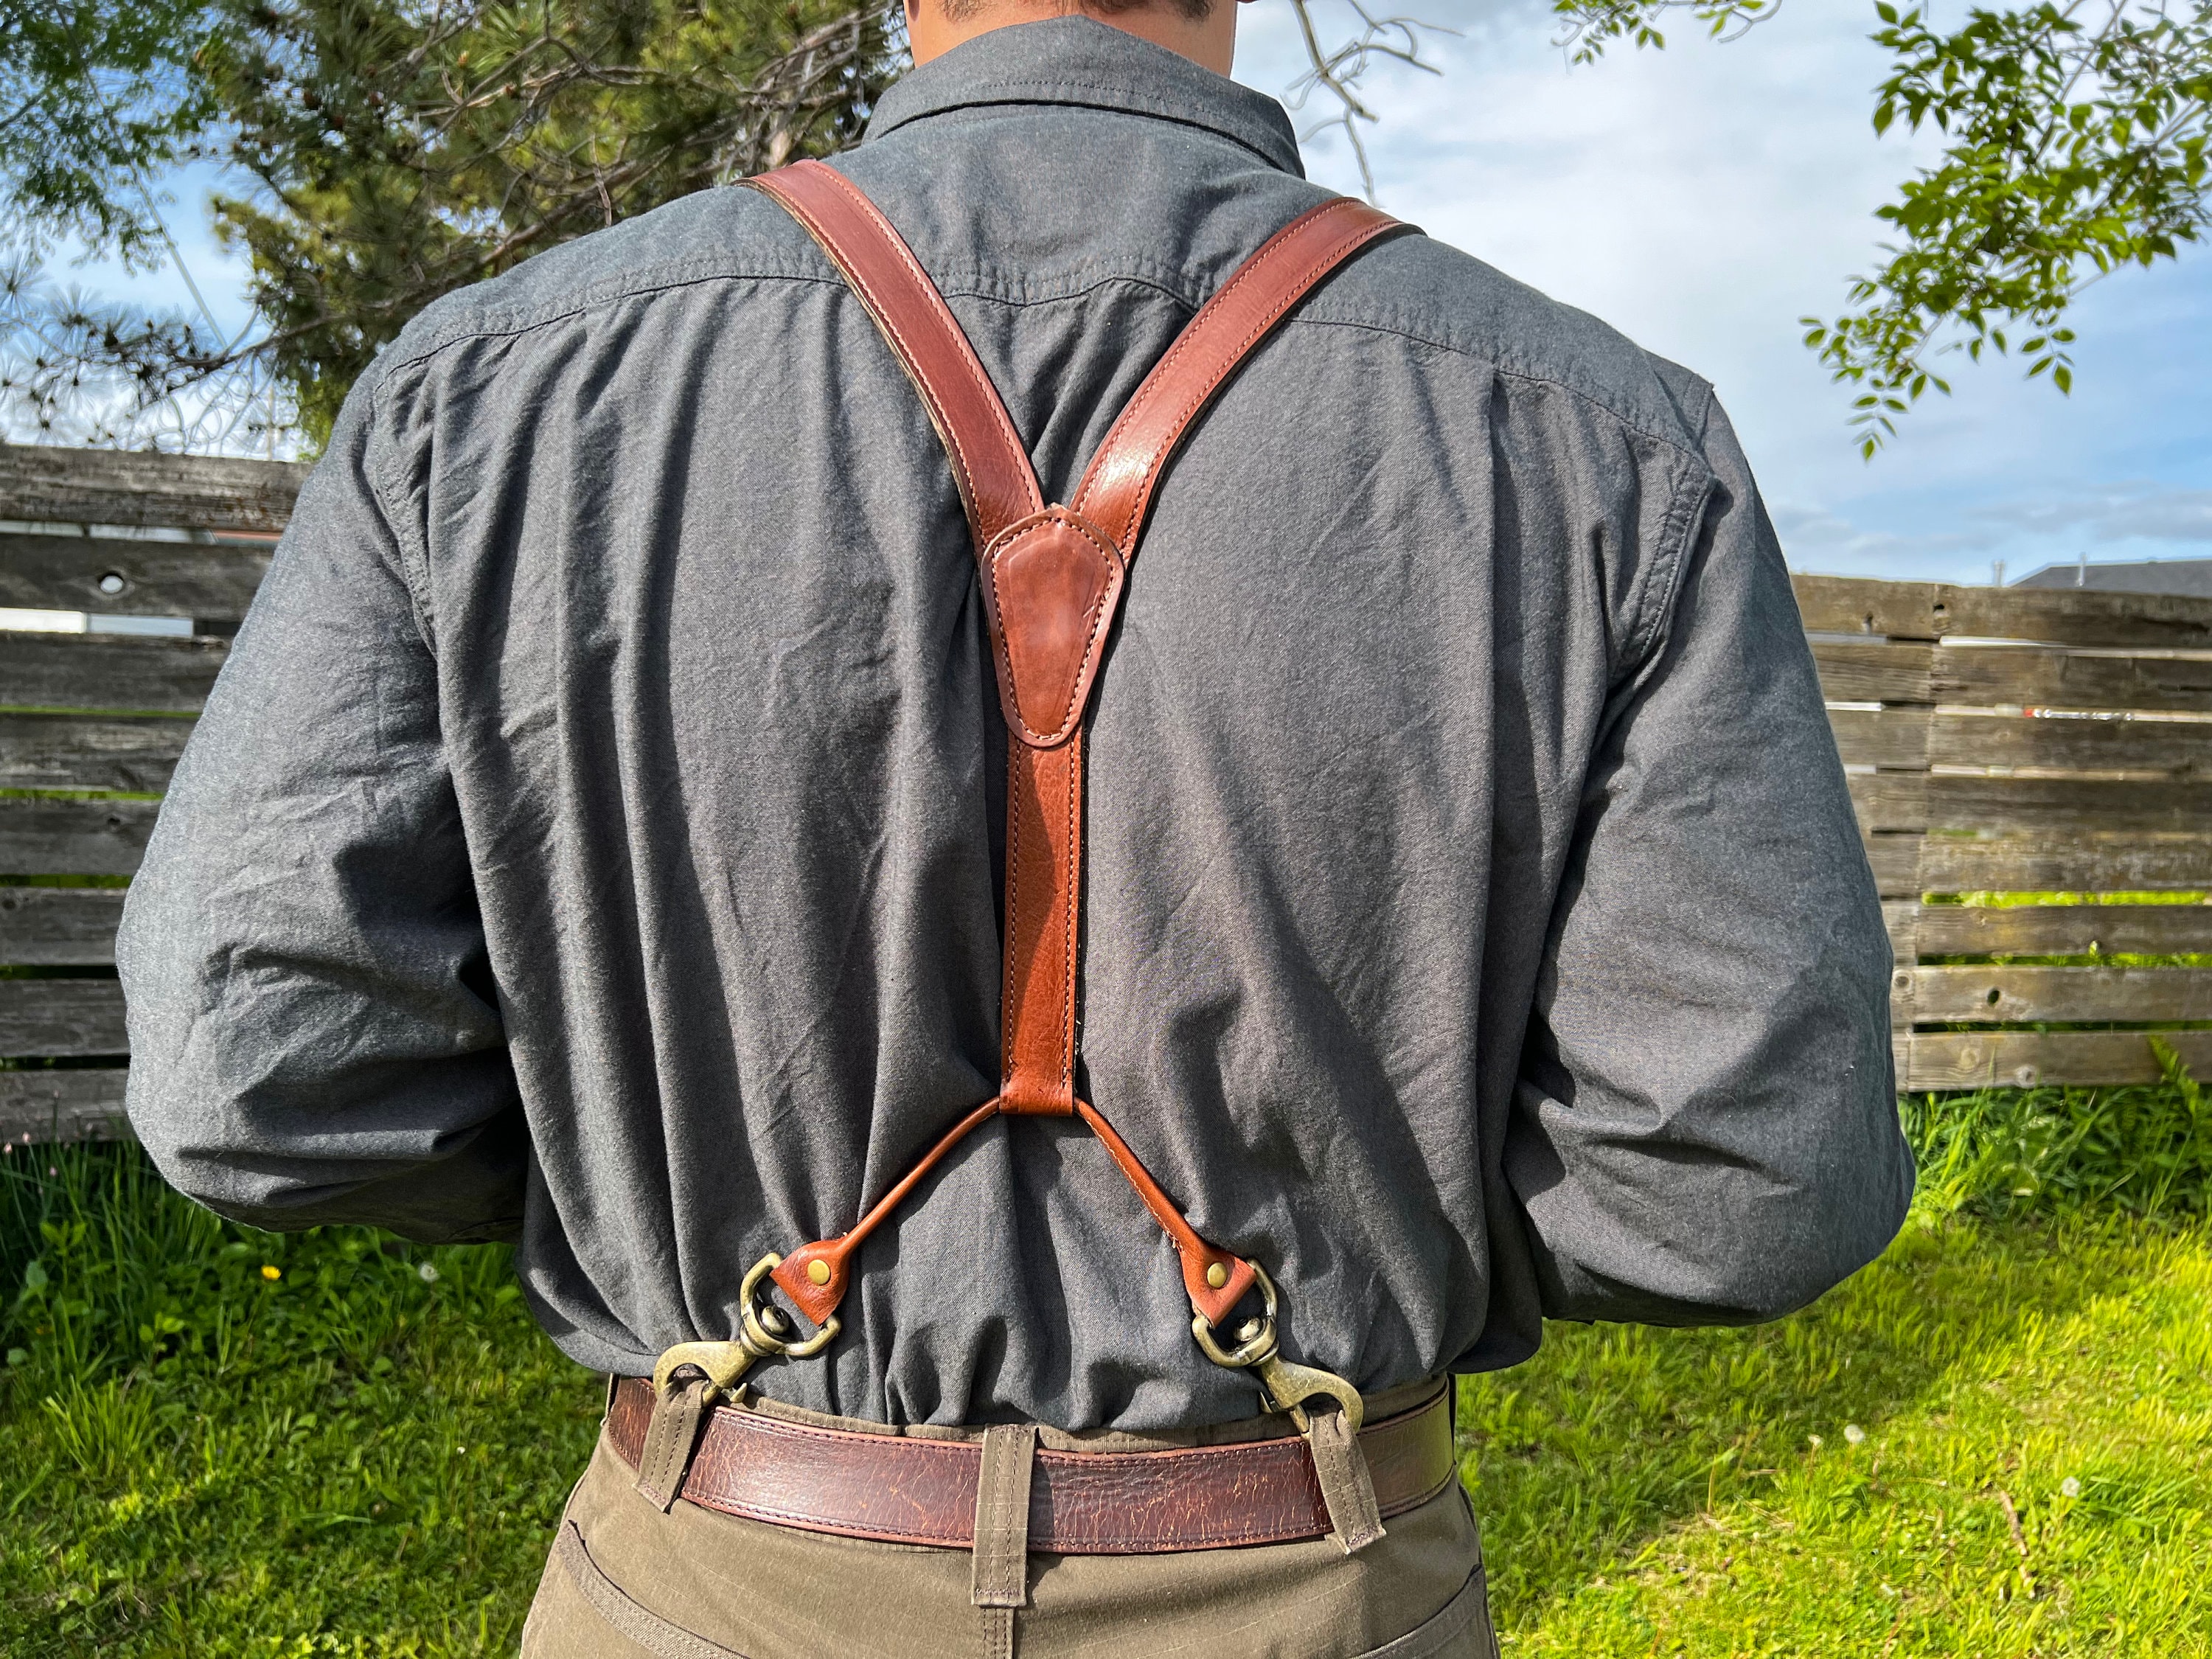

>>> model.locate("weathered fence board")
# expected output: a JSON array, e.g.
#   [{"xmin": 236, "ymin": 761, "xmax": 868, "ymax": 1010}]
[
  {"xmin": 1865, "ymin": 832, "xmax": 2212, "ymax": 898},
  {"xmin": 1851, "ymin": 773, "xmax": 2212, "ymax": 835},
  {"xmin": 0, "ymin": 1066, "xmax": 130, "ymax": 1142},
  {"xmin": 0, "ymin": 633, "xmax": 228, "ymax": 713},
  {"xmin": 1829, "ymin": 707, "xmax": 1933, "ymax": 769},
  {"xmin": 1811, "ymin": 641, "xmax": 2212, "ymax": 713},
  {"xmin": 0, "ymin": 444, "xmax": 308, "ymax": 533},
  {"xmin": 0, "ymin": 978, "xmax": 129, "ymax": 1056},
  {"xmin": 1896, "ymin": 964, "xmax": 2212, "ymax": 1023},
  {"xmin": 1832, "ymin": 708, "xmax": 2212, "ymax": 775},
  {"xmin": 7, "ymin": 463, "xmax": 2212, "ymax": 1110},
  {"xmin": 0, "ymin": 888, "xmax": 128, "ymax": 965},
  {"xmin": 1797, "ymin": 573, "xmax": 2212, "ymax": 650},
  {"xmin": 0, "ymin": 529, "xmax": 273, "ymax": 620},
  {"xmin": 0, "ymin": 712, "xmax": 192, "ymax": 792},
  {"xmin": 0, "ymin": 799, "xmax": 159, "ymax": 876},
  {"xmin": 1900, "ymin": 1030, "xmax": 2212, "ymax": 1089},
  {"xmin": 1890, "ymin": 900, "xmax": 2212, "ymax": 959}
]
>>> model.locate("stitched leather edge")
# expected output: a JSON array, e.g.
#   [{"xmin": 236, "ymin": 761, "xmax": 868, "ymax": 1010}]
[
  {"xmin": 978, "ymin": 506, "xmax": 1126, "ymax": 748},
  {"xmin": 743, "ymin": 164, "xmax": 1042, "ymax": 548},
  {"xmin": 1072, "ymin": 200, "xmax": 1404, "ymax": 553}
]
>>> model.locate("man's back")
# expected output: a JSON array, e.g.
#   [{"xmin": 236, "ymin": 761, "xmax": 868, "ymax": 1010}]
[{"xmin": 119, "ymin": 18, "xmax": 1908, "ymax": 1434}]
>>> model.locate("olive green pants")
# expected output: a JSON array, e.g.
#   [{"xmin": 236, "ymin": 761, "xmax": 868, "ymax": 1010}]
[{"xmin": 521, "ymin": 1399, "xmax": 1498, "ymax": 1659}]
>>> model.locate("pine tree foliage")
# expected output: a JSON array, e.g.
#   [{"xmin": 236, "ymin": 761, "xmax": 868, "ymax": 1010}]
[
  {"xmin": 4, "ymin": 0, "xmax": 894, "ymax": 448},
  {"xmin": 0, "ymin": 0, "xmax": 213, "ymax": 264},
  {"xmin": 4, "ymin": 0, "xmax": 2207, "ymax": 453}
]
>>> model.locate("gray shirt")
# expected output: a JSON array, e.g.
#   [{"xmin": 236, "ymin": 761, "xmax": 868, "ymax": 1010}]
[{"xmin": 119, "ymin": 18, "xmax": 1912, "ymax": 1431}]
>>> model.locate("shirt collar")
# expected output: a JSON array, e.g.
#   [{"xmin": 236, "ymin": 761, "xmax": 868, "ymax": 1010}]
[{"xmin": 863, "ymin": 16, "xmax": 1305, "ymax": 178}]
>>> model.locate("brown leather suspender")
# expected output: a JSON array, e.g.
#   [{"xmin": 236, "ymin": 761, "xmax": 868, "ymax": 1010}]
[{"xmin": 653, "ymin": 159, "xmax": 1405, "ymax": 1432}]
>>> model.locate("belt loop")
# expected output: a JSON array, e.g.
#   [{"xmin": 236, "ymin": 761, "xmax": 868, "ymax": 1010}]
[
  {"xmin": 971, "ymin": 1423, "xmax": 1038, "ymax": 1658},
  {"xmin": 1305, "ymin": 1405, "xmax": 1385, "ymax": 1554},
  {"xmin": 633, "ymin": 1379, "xmax": 714, "ymax": 1514}
]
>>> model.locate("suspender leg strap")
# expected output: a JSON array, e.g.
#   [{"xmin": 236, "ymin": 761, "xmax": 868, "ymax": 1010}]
[{"xmin": 658, "ymin": 160, "xmax": 1407, "ymax": 1464}]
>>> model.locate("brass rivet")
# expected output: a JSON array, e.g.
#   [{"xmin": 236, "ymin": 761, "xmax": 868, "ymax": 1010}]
[
  {"xmin": 807, "ymin": 1260, "xmax": 832, "ymax": 1285},
  {"xmin": 1205, "ymin": 1262, "xmax": 1228, "ymax": 1290}
]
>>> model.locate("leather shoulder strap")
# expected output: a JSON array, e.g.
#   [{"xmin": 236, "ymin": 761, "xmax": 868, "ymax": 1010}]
[
  {"xmin": 742, "ymin": 160, "xmax": 1408, "ymax": 1338},
  {"xmin": 745, "ymin": 160, "xmax": 1043, "ymax": 547},
  {"xmin": 1072, "ymin": 198, "xmax": 1404, "ymax": 554}
]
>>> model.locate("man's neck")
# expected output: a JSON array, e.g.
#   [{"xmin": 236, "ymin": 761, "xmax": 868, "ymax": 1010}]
[{"xmin": 904, "ymin": 0, "xmax": 1240, "ymax": 77}]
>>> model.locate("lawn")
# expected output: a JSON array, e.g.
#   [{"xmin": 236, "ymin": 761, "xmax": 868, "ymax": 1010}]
[{"xmin": 4, "ymin": 1073, "xmax": 2210, "ymax": 1655}]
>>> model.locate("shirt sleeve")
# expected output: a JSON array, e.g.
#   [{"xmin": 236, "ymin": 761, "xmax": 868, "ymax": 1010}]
[
  {"xmin": 116, "ymin": 378, "xmax": 526, "ymax": 1243},
  {"xmin": 1504, "ymin": 389, "xmax": 1913, "ymax": 1325}
]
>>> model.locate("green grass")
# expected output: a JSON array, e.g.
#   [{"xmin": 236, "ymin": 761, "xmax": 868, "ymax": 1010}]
[
  {"xmin": 1465, "ymin": 1214, "xmax": 2212, "ymax": 1655},
  {"xmin": 4, "ymin": 1075, "xmax": 2210, "ymax": 1655},
  {"xmin": 0, "ymin": 1148, "xmax": 601, "ymax": 1655}
]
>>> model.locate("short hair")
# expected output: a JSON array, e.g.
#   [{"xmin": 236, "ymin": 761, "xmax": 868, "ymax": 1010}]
[{"xmin": 938, "ymin": 0, "xmax": 1214, "ymax": 24}]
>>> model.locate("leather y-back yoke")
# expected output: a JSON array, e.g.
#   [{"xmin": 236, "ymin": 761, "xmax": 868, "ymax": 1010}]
[{"xmin": 653, "ymin": 159, "xmax": 1407, "ymax": 1443}]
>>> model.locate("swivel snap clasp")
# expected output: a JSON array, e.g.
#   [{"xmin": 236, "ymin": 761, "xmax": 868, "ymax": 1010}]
[
  {"xmin": 651, "ymin": 1253, "xmax": 841, "ymax": 1402},
  {"xmin": 1189, "ymin": 1257, "xmax": 1363, "ymax": 1434}
]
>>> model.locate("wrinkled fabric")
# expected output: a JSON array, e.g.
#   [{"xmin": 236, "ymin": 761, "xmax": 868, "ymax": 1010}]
[{"xmin": 119, "ymin": 18, "xmax": 1912, "ymax": 1431}]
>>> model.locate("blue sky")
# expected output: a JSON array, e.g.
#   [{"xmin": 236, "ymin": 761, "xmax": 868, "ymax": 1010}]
[
  {"xmin": 41, "ymin": 0, "xmax": 2212, "ymax": 585},
  {"xmin": 1237, "ymin": 0, "xmax": 2212, "ymax": 585}
]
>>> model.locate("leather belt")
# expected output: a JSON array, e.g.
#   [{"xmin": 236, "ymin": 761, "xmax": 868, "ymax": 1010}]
[{"xmin": 606, "ymin": 1377, "xmax": 1457, "ymax": 1554}]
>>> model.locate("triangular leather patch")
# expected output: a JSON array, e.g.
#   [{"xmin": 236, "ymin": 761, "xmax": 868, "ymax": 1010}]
[{"xmin": 980, "ymin": 507, "xmax": 1126, "ymax": 748}]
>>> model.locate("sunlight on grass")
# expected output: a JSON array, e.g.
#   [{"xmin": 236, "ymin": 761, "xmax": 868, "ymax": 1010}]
[
  {"xmin": 1470, "ymin": 1217, "xmax": 2212, "ymax": 1655},
  {"xmin": 0, "ymin": 1146, "xmax": 601, "ymax": 1654},
  {"xmin": 6, "ymin": 1094, "xmax": 2211, "ymax": 1653}
]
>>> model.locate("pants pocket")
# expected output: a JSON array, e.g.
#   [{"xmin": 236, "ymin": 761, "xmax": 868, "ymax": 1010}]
[
  {"xmin": 524, "ymin": 1519, "xmax": 753, "ymax": 1659},
  {"xmin": 1352, "ymin": 1560, "xmax": 1499, "ymax": 1659}
]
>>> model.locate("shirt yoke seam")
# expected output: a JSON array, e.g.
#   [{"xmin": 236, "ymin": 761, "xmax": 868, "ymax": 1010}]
[{"xmin": 373, "ymin": 261, "xmax": 1708, "ymax": 465}]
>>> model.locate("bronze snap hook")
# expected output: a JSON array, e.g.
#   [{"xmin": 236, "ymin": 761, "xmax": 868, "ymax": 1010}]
[
  {"xmin": 1189, "ymin": 1258, "xmax": 1363, "ymax": 1434},
  {"xmin": 652, "ymin": 1253, "xmax": 841, "ymax": 1402}
]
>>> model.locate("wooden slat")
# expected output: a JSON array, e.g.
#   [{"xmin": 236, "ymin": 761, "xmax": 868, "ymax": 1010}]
[
  {"xmin": 1865, "ymin": 832, "xmax": 2212, "ymax": 898},
  {"xmin": 1833, "ymin": 708, "xmax": 2212, "ymax": 775},
  {"xmin": 1828, "ymin": 707, "xmax": 1931, "ymax": 768},
  {"xmin": 1852, "ymin": 773, "xmax": 2212, "ymax": 835},
  {"xmin": 0, "ymin": 888, "xmax": 128, "ymax": 965},
  {"xmin": 0, "ymin": 1065, "xmax": 130, "ymax": 1143},
  {"xmin": 0, "ymin": 799, "xmax": 158, "ymax": 876},
  {"xmin": 1897, "ymin": 964, "xmax": 2212, "ymax": 1023},
  {"xmin": 1902, "ymin": 1030, "xmax": 2212, "ymax": 1090},
  {"xmin": 0, "ymin": 633, "xmax": 227, "ymax": 713},
  {"xmin": 1795, "ymin": 573, "xmax": 2212, "ymax": 650},
  {"xmin": 0, "ymin": 977, "xmax": 128, "ymax": 1056},
  {"xmin": 0, "ymin": 530, "xmax": 272, "ymax": 620},
  {"xmin": 1812, "ymin": 641, "xmax": 2212, "ymax": 714},
  {"xmin": 1927, "ymin": 711, "xmax": 2212, "ymax": 774},
  {"xmin": 0, "ymin": 712, "xmax": 191, "ymax": 792},
  {"xmin": 0, "ymin": 445, "xmax": 308, "ymax": 534},
  {"xmin": 1893, "ymin": 901, "xmax": 2212, "ymax": 959}
]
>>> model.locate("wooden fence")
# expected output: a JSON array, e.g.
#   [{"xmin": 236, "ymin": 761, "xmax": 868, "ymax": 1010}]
[
  {"xmin": 2, "ymin": 446, "xmax": 307, "ymax": 1144},
  {"xmin": 1795, "ymin": 575, "xmax": 2212, "ymax": 1091},
  {"xmin": 3, "ymin": 448, "xmax": 2209, "ymax": 1144}
]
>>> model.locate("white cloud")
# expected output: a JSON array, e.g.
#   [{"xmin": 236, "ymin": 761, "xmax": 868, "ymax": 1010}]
[
  {"xmin": 24, "ymin": 4, "xmax": 2211, "ymax": 588},
  {"xmin": 1979, "ymin": 484, "xmax": 2212, "ymax": 546},
  {"xmin": 1234, "ymin": 0, "xmax": 2212, "ymax": 585}
]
